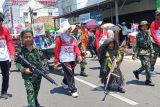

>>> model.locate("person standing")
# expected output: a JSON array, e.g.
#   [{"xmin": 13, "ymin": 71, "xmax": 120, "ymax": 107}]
[
  {"xmin": 15, "ymin": 30, "xmax": 49, "ymax": 106},
  {"xmin": 73, "ymin": 24, "xmax": 88, "ymax": 77},
  {"xmin": 150, "ymin": 10, "xmax": 160, "ymax": 72},
  {"xmin": 0, "ymin": 12, "xmax": 15, "ymax": 99},
  {"xmin": 54, "ymin": 21, "xmax": 82, "ymax": 98},
  {"xmin": 133, "ymin": 21, "xmax": 155, "ymax": 86}
]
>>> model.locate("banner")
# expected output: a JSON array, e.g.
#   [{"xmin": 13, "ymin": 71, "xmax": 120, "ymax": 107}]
[
  {"xmin": 157, "ymin": 0, "xmax": 160, "ymax": 10},
  {"xmin": 32, "ymin": 23, "xmax": 45, "ymax": 36}
]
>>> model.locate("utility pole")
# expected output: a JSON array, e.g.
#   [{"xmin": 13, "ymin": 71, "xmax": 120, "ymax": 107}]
[
  {"xmin": 29, "ymin": 7, "xmax": 33, "ymax": 24},
  {"xmin": 115, "ymin": 0, "xmax": 119, "ymax": 25}
]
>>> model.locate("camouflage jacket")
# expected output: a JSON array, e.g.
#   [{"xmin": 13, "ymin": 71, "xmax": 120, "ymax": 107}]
[
  {"xmin": 15, "ymin": 46, "xmax": 49, "ymax": 80},
  {"xmin": 133, "ymin": 31, "xmax": 154, "ymax": 56}
]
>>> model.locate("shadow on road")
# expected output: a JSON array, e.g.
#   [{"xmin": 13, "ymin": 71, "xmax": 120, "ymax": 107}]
[
  {"xmin": 50, "ymin": 87, "xmax": 71, "ymax": 96},
  {"xmin": 90, "ymin": 67, "xmax": 101, "ymax": 70},
  {"xmin": 126, "ymin": 80, "xmax": 145, "ymax": 85}
]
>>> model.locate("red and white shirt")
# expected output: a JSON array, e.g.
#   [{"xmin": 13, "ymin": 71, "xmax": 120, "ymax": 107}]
[
  {"xmin": 150, "ymin": 20, "xmax": 160, "ymax": 45},
  {"xmin": 54, "ymin": 34, "xmax": 81, "ymax": 62},
  {"xmin": 0, "ymin": 25, "xmax": 15, "ymax": 61}
]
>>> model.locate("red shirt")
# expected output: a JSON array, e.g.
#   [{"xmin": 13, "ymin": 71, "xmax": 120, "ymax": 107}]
[
  {"xmin": 150, "ymin": 20, "xmax": 160, "ymax": 45},
  {"xmin": 95, "ymin": 28, "xmax": 108, "ymax": 50},
  {"xmin": 0, "ymin": 25, "xmax": 15, "ymax": 60},
  {"xmin": 54, "ymin": 36, "xmax": 81, "ymax": 62}
]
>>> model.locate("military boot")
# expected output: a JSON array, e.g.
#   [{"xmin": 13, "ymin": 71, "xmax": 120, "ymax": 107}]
[{"xmin": 80, "ymin": 68, "xmax": 88, "ymax": 77}]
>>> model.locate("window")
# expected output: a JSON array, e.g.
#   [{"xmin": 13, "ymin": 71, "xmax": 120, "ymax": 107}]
[
  {"xmin": 49, "ymin": 12, "xmax": 52, "ymax": 16},
  {"xmin": 33, "ymin": 12, "xmax": 37, "ymax": 19},
  {"xmin": 23, "ymin": 12, "xmax": 28, "ymax": 20}
]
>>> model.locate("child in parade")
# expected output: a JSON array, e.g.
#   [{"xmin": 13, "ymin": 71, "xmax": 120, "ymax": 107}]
[
  {"xmin": 133, "ymin": 20, "xmax": 155, "ymax": 86},
  {"xmin": 54, "ymin": 21, "xmax": 82, "ymax": 98},
  {"xmin": 99, "ymin": 39, "xmax": 125, "ymax": 93}
]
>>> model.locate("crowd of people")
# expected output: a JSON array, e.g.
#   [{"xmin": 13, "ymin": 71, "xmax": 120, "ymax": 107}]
[{"xmin": 0, "ymin": 10, "xmax": 160, "ymax": 107}]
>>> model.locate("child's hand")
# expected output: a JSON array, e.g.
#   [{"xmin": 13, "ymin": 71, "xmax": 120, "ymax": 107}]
[{"xmin": 23, "ymin": 68, "xmax": 32, "ymax": 74}]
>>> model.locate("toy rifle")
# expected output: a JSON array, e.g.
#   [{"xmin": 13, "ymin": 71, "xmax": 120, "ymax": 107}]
[
  {"xmin": 16, "ymin": 54, "xmax": 58, "ymax": 86},
  {"xmin": 102, "ymin": 57, "xmax": 120, "ymax": 101}
]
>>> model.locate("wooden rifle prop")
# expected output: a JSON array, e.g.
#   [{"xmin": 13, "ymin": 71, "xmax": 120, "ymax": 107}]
[
  {"xmin": 16, "ymin": 54, "xmax": 58, "ymax": 86},
  {"xmin": 102, "ymin": 57, "xmax": 120, "ymax": 101}
]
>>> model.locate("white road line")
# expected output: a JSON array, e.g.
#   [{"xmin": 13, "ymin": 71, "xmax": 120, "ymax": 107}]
[{"xmin": 75, "ymin": 77, "xmax": 139, "ymax": 106}]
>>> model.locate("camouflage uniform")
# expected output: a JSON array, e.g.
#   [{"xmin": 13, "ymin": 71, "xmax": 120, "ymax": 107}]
[
  {"xmin": 133, "ymin": 31, "xmax": 154, "ymax": 82},
  {"xmin": 74, "ymin": 29, "xmax": 88, "ymax": 76},
  {"xmin": 15, "ymin": 46, "xmax": 49, "ymax": 107}
]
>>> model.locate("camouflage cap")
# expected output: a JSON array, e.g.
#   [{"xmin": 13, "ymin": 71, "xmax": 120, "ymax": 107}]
[{"xmin": 139, "ymin": 20, "xmax": 149, "ymax": 26}]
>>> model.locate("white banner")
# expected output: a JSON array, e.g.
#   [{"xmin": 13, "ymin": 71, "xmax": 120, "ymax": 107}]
[{"xmin": 32, "ymin": 23, "xmax": 45, "ymax": 36}]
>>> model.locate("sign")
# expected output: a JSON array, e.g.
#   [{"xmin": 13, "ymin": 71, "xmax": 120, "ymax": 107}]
[
  {"xmin": 14, "ymin": 23, "xmax": 25, "ymax": 35},
  {"xmin": 79, "ymin": 13, "xmax": 90, "ymax": 23},
  {"xmin": 12, "ymin": 5, "xmax": 25, "ymax": 35},
  {"xmin": 32, "ymin": 23, "xmax": 45, "ymax": 36},
  {"xmin": 90, "ymin": 10, "xmax": 103, "ymax": 21},
  {"xmin": 157, "ymin": 0, "xmax": 160, "ymax": 10}
]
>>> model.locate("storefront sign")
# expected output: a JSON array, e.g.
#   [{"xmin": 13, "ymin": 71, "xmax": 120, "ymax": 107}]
[
  {"xmin": 90, "ymin": 10, "xmax": 103, "ymax": 21},
  {"xmin": 79, "ymin": 13, "xmax": 90, "ymax": 23}
]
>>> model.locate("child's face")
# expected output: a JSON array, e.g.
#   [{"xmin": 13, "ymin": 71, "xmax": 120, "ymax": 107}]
[
  {"xmin": 22, "ymin": 32, "xmax": 34, "ymax": 46},
  {"xmin": 108, "ymin": 42, "xmax": 114, "ymax": 48},
  {"xmin": 141, "ymin": 25, "xmax": 148, "ymax": 31}
]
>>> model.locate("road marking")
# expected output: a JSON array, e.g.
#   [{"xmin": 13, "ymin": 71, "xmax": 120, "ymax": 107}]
[{"xmin": 75, "ymin": 77, "xmax": 139, "ymax": 106}]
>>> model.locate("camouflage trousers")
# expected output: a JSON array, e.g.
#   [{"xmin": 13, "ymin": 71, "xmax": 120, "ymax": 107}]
[
  {"xmin": 80, "ymin": 55, "xmax": 86, "ymax": 71},
  {"xmin": 24, "ymin": 76, "xmax": 42, "ymax": 107},
  {"xmin": 137, "ymin": 55, "xmax": 151, "ymax": 81},
  {"xmin": 151, "ymin": 43, "xmax": 160, "ymax": 71}
]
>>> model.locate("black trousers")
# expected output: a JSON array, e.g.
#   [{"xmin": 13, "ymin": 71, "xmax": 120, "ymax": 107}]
[
  {"xmin": 61, "ymin": 62, "xmax": 77, "ymax": 93},
  {"xmin": 0, "ymin": 60, "xmax": 10, "ymax": 94}
]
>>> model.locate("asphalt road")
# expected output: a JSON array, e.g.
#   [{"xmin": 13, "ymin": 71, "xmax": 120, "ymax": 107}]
[{"xmin": 0, "ymin": 57, "xmax": 160, "ymax": 107}]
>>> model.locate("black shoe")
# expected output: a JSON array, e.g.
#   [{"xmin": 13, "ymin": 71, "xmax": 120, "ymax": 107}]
[
  {"xmin": 0, "ymin": 93, "xmax": 8, "ymax": 99},
  {"xmin": 118, "ymin": 87, "xmax": 125, "ymax": 93},
  {"xmin": 145, "ymin": 80, "xmax": 155, "ymax": 86},
  {"xmin": 133, "ymin": 71, "xmax": 139, "ymax": 80},
  {"xmin": 80, "ymin": 71, "xmax": 88, "ymax": 77},
  {"xmin": 35, "ymin": 100, "xmax": 41, "ymax": 107}
]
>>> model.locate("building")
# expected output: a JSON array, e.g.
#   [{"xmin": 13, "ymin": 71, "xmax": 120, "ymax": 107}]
[
  {"xmin": 56, "ymin": 0, "xmax": 157, "ymax": 25},
  {"xmin": 3, "ymin": 0, "xmax": 58, "ymax": 33}
]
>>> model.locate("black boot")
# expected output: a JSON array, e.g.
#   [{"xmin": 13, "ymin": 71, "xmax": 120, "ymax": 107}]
[
  {"xmin": 118, "ymin": 86, "xmax": 125, "ymax": 93},
  {"xmin": 80, "ymin": 69, "xmax": 88, "ymax": 77},
  {"xmin": 145, "ymin": 80, "xmax": 155, "ymax": 86},
  {"xmin": 35, "ymin": 99, "xmax": 41, "ymax": 107},
  {"xmin": 133, "ymin": 70, "xmax": 139, "ymax": 80}
]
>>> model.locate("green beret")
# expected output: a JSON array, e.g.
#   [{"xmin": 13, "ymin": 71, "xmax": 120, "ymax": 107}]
[{"xmin": 20, "ymin": 30, "xmax": 33, "ymax": 37}]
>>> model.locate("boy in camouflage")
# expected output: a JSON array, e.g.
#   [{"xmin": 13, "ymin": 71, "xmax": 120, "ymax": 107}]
[
  {"xmin": 15, "ymin": 30, "xmax": 49, "ymax": 107},
  {"xmin": 133, "ymin": 21, "xmax": 155, "ymax": 86}
]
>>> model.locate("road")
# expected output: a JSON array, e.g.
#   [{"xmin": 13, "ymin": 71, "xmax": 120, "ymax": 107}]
[{"xmin": 0, "ymin": 56, "xmax": 160, "ymax": 107}]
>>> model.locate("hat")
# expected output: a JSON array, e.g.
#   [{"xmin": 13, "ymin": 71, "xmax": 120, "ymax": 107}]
[
  {"xmin": 139, "ymin": 20, "xmax": 149, "ymax": 26},
  {"xmin": 155, "ymin": 10, "xmax": 160, "ymax": 16},
  {"xmin": 138, "ymin": 20, "xmax": 149, "ymax": 30},
  {"xmin": 57, "ymin": 21, "xmax": 76, "ymax": 33}
]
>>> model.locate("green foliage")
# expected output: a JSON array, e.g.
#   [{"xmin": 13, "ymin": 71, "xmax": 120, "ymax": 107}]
[
  {"xmin": 157, "ymin": 0, "xmax": 160, "ymax": 9},
  {"xmin": 44, "ymin": 24, "xmax": 55, "ymax": 30}
]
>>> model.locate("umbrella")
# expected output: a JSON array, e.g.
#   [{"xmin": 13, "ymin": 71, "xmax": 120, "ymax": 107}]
[
  {"xmin": 101, "ymin": 23, "xmax": 121, "ymax": 31},
  {"xmin": 86, "ymin": 19, "xmax": 98, "ymax": 29}
]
